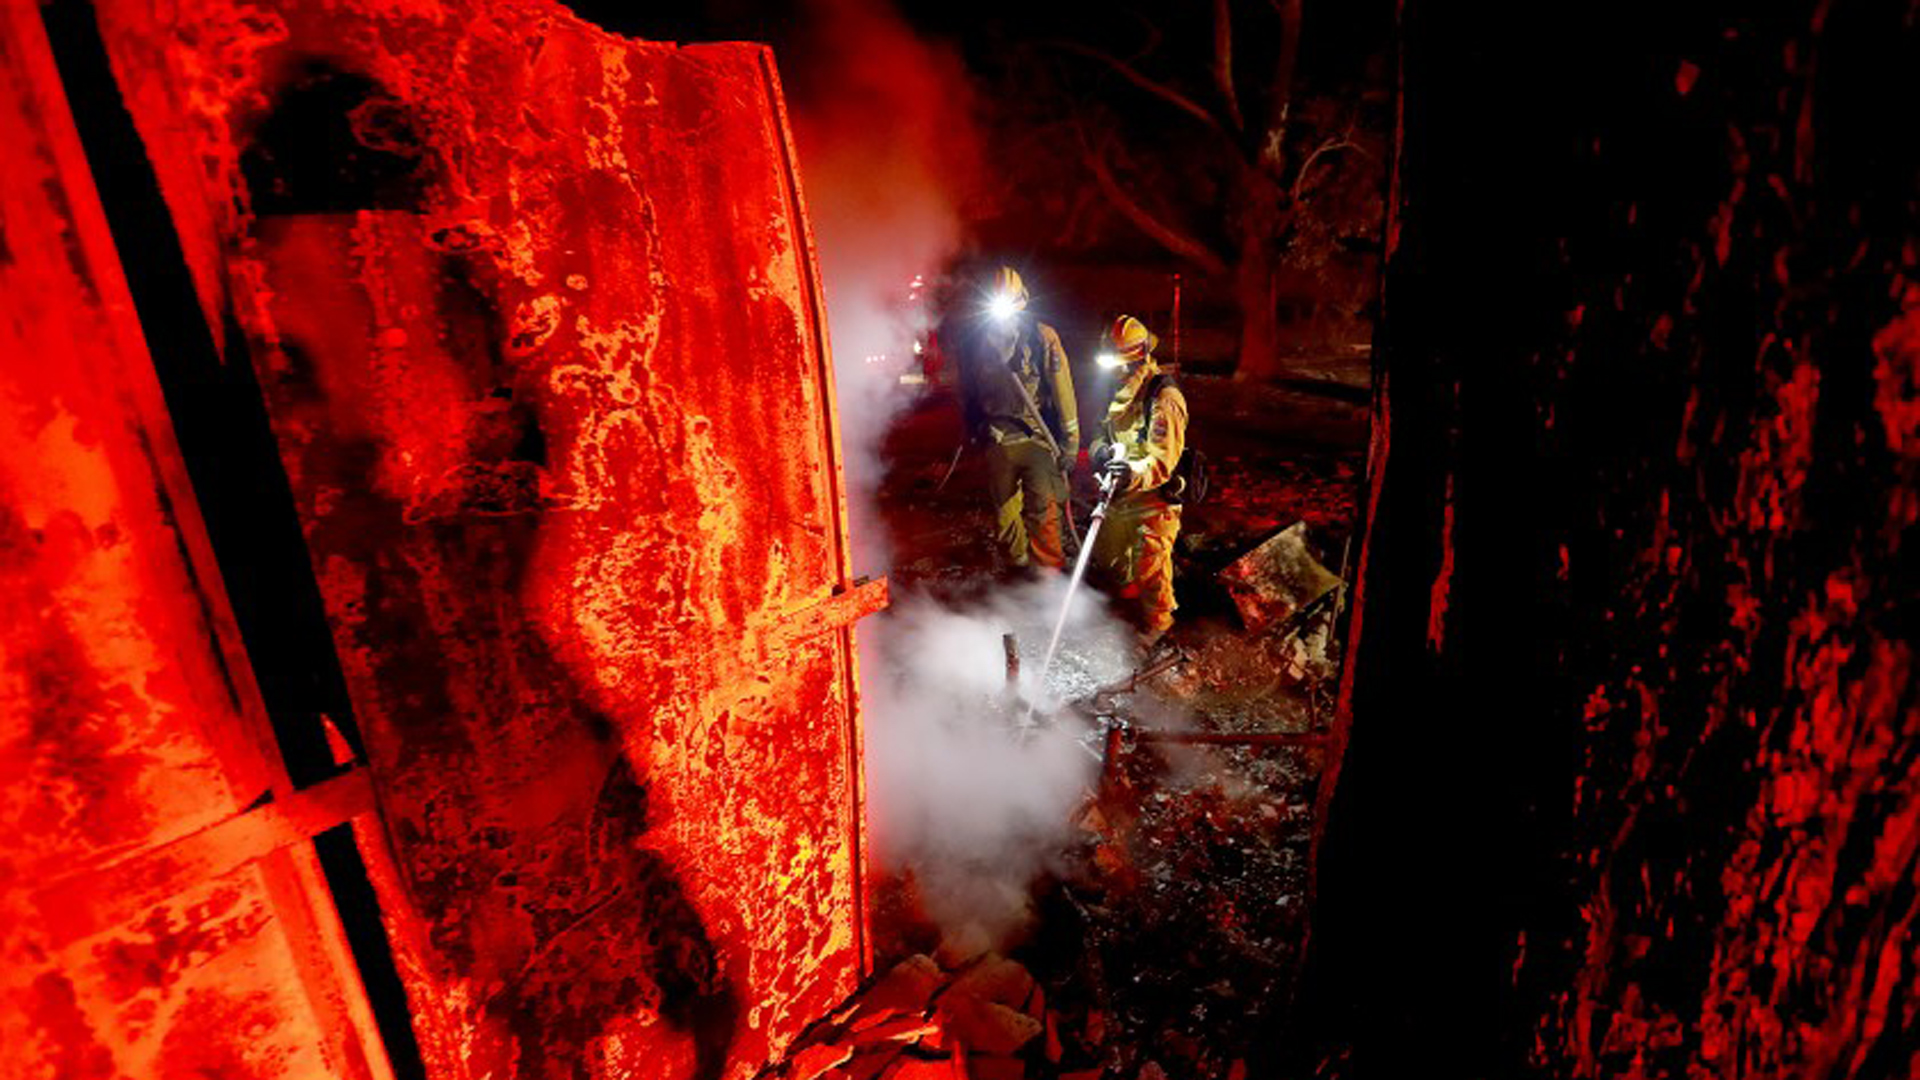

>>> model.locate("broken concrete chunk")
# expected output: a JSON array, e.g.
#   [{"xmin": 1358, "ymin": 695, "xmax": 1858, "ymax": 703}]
[
  {"xmin": 934, "ymin": 923, "xmax": 1001, "ymax": 969},
  {"xmin": 842, "ymin": 954, "xmax": 945, "ymax": 1023},
  {"xmin": 946, "ymin": 953, "xmax": 1038, "ymax": 1015},
  {"xmin": 1217, "ymin": 521, "xmax": 1343, "ymax": 633},
  {"xmin": 935, "ymin": 996, "xmax": 1043, "ymax": 1057},
  {"xmin": 761, "ymin": 953, "xmax": 1056, "ymax": 1080},
  {"xmin": 1042, "ymin": 1004, "xmax": 1063, "ymax": 1063}
]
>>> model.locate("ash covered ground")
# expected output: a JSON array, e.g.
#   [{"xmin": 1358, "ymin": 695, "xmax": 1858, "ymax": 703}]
[{"xmin": 860, "ymin": 375, "xmax": 1367, "ymax": 1079}]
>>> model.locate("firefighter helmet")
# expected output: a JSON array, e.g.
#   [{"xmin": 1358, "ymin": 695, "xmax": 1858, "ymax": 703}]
[
  {"xmin": 993, "ymin": 266, "xmax": 1029, "ymax": 306},
  {"xmin": 987, "ymin": 266, "xmax": 1029, "ymax": 322},
  {"xmin": 1106, "ymin": 314, "xmax": 1158, "ymax": 361}
]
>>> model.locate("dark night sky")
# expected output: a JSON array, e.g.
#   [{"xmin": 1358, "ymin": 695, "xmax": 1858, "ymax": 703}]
[{"xmin": 559, "ymin": 0, "xmax": 1391, "ymax": 90}]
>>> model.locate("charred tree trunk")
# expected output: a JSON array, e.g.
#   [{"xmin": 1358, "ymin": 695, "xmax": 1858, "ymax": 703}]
[
  {"xmin": 1292, "ymin": 1, "xmax": 1920, "ymax": 1078},
  {"xmin": 1232, "ymin": 234, "xmax": 1283, "ymax": 382},
  {"xmin": 1231, "ymin": 173, "xmax": 1288, "ymax": 382}
]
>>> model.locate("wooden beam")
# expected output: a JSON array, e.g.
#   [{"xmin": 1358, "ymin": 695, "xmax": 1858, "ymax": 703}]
[
  {"xmin": 768, "ymin": 575, "xmax": 890, "ymax": 650},
  {"xmin": 35, "ymin": 768, "xmax": 376, "ymax": 948}
]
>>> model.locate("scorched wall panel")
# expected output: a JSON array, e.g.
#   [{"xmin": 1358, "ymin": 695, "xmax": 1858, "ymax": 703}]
[
  {"xmin": 82, "ymin": 1, "xmax": 867, "ymax": 1078},
  {"xmin": 1, "ymin": 6, "xmax": 390, "ymax": 1078}
]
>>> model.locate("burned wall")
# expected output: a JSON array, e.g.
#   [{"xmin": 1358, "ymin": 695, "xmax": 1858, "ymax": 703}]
[
  {"xmin": 8, "ymin": 0, "xmax": 877, "ymax": 1077},
  {"xmin": 1302, "ymin": 2, "xmax": 1918, "ymax": 1078},
  {"xmin": 0, "ymin": 7, "xmax": 393, "ymax": 1077}
]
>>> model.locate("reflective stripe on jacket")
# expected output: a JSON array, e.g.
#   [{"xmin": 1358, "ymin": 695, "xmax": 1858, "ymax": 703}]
[{"xmin": 1097, "ymin": 362, "xmax": 1187, "ymax": 494}]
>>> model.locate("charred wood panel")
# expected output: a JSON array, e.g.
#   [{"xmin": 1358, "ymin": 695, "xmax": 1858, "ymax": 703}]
[{"xmin": 73, "ymin": 1, "xmax": 869, "ymax": 1077}]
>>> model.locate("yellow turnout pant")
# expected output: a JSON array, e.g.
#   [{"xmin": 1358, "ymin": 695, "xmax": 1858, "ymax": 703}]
[
  {"xmin": 1091, "ymin": 492, "xmax": 1180, "ymax": 634},
  {"xmin": 984, "ymin": 438, "xmax": 1067, "ymax": 570}
]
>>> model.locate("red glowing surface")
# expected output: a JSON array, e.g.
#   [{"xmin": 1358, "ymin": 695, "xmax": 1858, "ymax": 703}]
[{"xmin": 4, "ymin": 0, "xmax": 873, "ymax": 1076}]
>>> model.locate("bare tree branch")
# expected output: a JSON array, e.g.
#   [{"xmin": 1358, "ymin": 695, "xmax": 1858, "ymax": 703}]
[
  {"xmin": 1126, "ymin": 12, "xmax": 1164, "ymax": 65},
  {"xmin": 1213, "ymin": 0, "xmax": 1246, "ymax": 133},
  {"xmin": 1044, "ymin": 39, "xmax": 1239, "ymax": 151},
  {"xmin": 1292, "ymin": 137, "xmax": 1359, "ymax": 201},
  {"xmin": 1073, "ymin": 122, "xmax": 1233, "ymax": 279},
  {"xmin": 1264, "ymin": 0, "xmax": 1304, "ymax": 169}
]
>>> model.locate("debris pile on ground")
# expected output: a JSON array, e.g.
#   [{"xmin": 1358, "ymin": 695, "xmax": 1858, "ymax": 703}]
[
  {"xmin": 1216, "ymin": 522, "xmax": 1343, "ymax": 634},
  {"xmin": 1133, "ymin": 608, "xmax": 1341, "ymax": 738},
  {"xmin": 757, "ymin": 952, "xmax": 1071, "ymax": 1080},
  {"xmin": 853, "ymin": 729, "xmax": 1315, "ymax": 1080},
  {"xmin": 1018, "ymin": 739, "xmax": 1313, "ymax": 1080},
  {"xmin": 1076, "ymin": 521, "xmax": 1344, "ymax": 729}
]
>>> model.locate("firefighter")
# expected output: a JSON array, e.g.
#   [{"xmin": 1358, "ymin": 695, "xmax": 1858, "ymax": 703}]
[
  {"xmin": 1090, "ymin": 315, "xmax": 1187, "ymax": 643},
  {"xmin": 955, "ymin": 267, "xmax": 1080, "ymax": 572}
]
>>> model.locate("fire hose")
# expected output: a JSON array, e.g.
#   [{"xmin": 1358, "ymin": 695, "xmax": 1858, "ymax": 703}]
[
  {"xmin": 1025, "ymin": 469, "xmax": 1121, "ymax": 728},
  {"xmin": 933, "ymin": 442, "xmax": 966, "ymax": 492}
]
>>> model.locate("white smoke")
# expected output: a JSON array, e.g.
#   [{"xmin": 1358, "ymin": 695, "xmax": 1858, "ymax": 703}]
[
  {"xmin": 786, "ymin": 0, "xmax": 982, "ymax": 574},
  {"xmin": 786, "ymin": 0, "xmax": 1145, "ymax": 951},
  {"xmin": 864, "ymin": 576, "xmax": 1134, "ymax": 947}
]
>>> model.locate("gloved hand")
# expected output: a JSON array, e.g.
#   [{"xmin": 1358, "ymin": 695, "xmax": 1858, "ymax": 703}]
[
  {"xmin": 1100, "ymin": 449, "xmax": 1132, "ymax": 487},
  {"xmin": 1057, "ymin": 447, "xmax": 1077, "ymax": 474}
]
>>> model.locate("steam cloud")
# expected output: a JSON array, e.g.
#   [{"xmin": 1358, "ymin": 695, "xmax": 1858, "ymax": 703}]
[
  {"xmin": 786, "ymin": 0, "xmax": 982, "ymax": 573},
  {"xmin": 787, "ymin": 0, "xmax": 1136, "ymax": 951},
  {"xmin": 863, "ymin": 578, "xmax": 1132, "ymax": 947}
]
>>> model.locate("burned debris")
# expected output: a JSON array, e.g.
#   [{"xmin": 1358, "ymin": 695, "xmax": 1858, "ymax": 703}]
[{"xmin": 10, "ymin": 0, "xmax": 1909, "ymax": 1078}]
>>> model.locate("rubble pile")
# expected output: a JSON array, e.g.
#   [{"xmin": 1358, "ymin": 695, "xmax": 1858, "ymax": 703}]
[
  {"xmin": 758, "ymin": 952, "xmax": 1087, "ymax": 1080},
  {"xmin": 1020, "ymin": 738, "xmax": 1313, "ymax": 1080},
  {"xmin": 1146, "ymin": 521, "xmax": 1346, "ymax": 727},
  {"xmin": 855, "ymin": 726, "xmax": 1317, "ymax": 1080}
]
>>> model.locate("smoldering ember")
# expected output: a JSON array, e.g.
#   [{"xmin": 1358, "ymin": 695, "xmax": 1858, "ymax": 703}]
[{"xmin": 1, "ymin": 1, "xmax": 1914, "ymax": 1078}]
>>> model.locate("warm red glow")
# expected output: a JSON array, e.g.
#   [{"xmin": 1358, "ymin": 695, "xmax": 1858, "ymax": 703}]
[{"xmin": 4, "ymin": 0, "xmax": 872, "ymax": 1076}]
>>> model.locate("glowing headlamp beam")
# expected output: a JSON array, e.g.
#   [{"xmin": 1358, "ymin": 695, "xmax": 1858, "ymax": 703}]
[{"xmin": 986, "ymin": 293, "xmax": 1020, "ymax": 323}]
